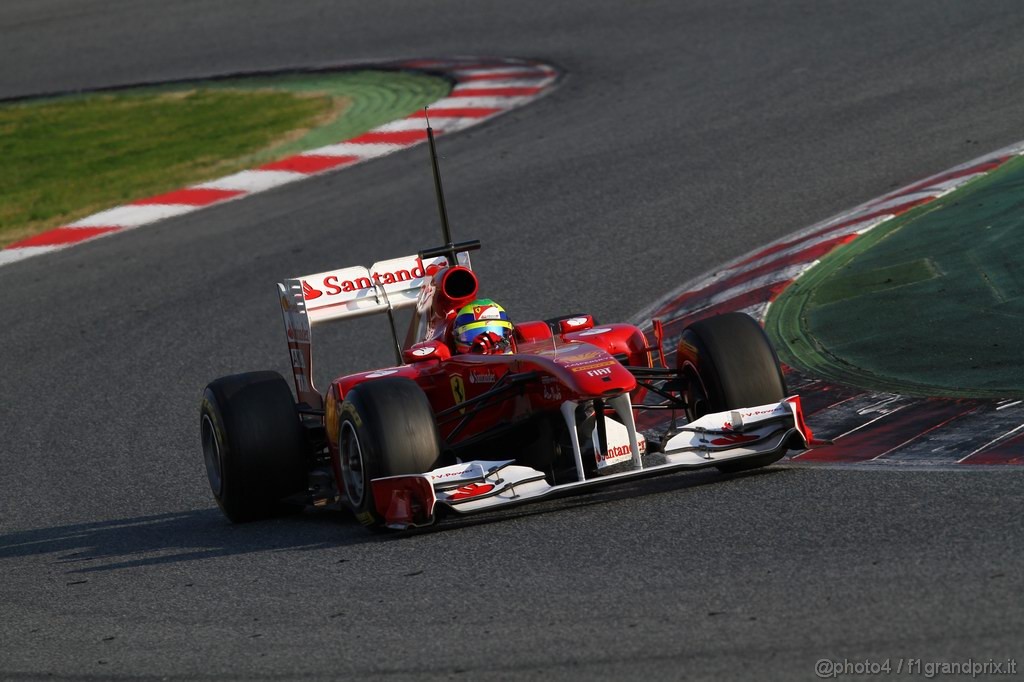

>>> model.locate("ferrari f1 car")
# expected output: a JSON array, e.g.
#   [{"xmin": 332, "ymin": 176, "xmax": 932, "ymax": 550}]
[{"xmin": 199, "ymin": 123, "xmax": 818, "ymax": 531}]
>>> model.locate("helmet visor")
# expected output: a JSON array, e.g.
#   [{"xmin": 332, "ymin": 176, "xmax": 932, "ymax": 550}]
[{"xmin": 455, "ymin": 320, "xmax": 513, "ymax": 351}]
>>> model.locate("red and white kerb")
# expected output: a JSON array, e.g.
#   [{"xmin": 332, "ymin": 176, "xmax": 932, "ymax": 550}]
[{"xmin": 0, "ymin": 57, "xmax": 559, "ymax": 267}]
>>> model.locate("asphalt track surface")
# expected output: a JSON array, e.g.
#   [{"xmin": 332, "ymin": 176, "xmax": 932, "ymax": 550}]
[{"xmin": 2, "ymin": 2, "xmax": 1024, "ymax": 679}]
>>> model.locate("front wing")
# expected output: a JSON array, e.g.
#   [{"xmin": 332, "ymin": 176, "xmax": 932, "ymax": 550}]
[{"xmin": 370, "ymin": 396, "xmax": 818, "ymax": 530}]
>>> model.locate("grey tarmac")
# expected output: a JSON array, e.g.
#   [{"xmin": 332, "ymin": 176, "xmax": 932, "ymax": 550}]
[{"xmin": 1, "ymin": 1, "xmax": 1023, "ymax": 678}]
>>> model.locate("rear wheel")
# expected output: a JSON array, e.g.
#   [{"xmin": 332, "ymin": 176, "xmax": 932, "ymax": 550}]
[
  {"xmin": 678, "ymin": 313, "xmax": 787, "ymax": 473},
  {"xmin": 200, "ymin": 371, "xmax": 309, "ymax": 522},
  {"xmin": 337, "ymin": 378, "xmax": 441, "ymax": 528}
]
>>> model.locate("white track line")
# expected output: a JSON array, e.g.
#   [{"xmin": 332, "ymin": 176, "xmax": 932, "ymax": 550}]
[{"xmin": 957, "ymin": 422, "xmax": 1024, "ymax": 462}]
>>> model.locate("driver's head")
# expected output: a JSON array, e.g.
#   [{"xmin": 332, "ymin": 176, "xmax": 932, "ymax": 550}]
[{"xmin": 453, "ymin": 299, "xmax": 514, "ymax": 354}]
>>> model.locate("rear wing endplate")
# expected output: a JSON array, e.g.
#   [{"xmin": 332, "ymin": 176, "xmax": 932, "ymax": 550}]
[{"xmin": 277, "ymin": 252, "xmax": 471, "ymax": 409}]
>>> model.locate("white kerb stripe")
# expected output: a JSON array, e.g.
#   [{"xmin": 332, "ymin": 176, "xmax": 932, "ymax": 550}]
[
  {"xmin": 692, "ymin": 215, "xmax": 890, "ymax": 289},
  {"xmin": 453, "ymin": 78, "xmax": 555, "ymax": 90},
  {"xmin": 70, "ymin": 203, "xmax": 198, "ymax": 228},
  {"xmin": 669, "ymin": 262, "xmax": 810, "ymax": 315},
  {"xmin": 863, "ymin": 191, "xmax": 940, "ymax": 213},
  {"xmin": 429, "ymin": 96, "xmax": 535, "ymax": 109},
  {"xmin": 420, "ymin": 117, "xmax": 488, "ymax": 134},
  {"xmin": 196, "ymin": 170, "xmax": 305, "ymax": 193},
  {"xmin": 912, "ymin": 174, "xmax": 985, "ymax": 195},
  {"xmin": 0, "ymin": 246, "xmax": 62, "ymax": 265},
  {"xmin": 305, "ymin": 142, "xmax": 408, "ymax": 159},
  {"xmin": 450, "ymin": 66, "xmax": 553, "ymax": 77},
  {"xmin": 375, "ymin": 118, "xmax": 446, "ymax": 133},
  {"xmin": 374, "ymin": 117, "xmax": 490, "ymax": 133},
  {"xmin": 737, "ymin": 302, "xmax": 770, "ymax": 322}
]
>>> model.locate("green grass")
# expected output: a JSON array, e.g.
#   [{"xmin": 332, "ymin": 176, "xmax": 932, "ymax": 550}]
[
  {"xmin": 0, "ymin": 70, "xmax": 451, "ymax": 247},
  {"xmin": 0, "ymin": 89, "xmax": 331, "ymax": 246}
]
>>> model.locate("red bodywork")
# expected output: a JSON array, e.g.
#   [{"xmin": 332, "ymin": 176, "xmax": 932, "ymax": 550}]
[{"xmin": 319, "ymin": 264, "xmax": 653, "ymax": 488}]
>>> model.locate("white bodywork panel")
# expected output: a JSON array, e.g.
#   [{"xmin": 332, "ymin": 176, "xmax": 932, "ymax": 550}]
[
  {"xmin": 661, "ymin": 399, "xmax": 799, "ymax": 461},
  {"xmin": 291, "ymin": 253, "xmax": 454, "ymax": 324},
  {"xmin": 593, "ymin": 414, "xmax": 648, "ymax": 469},
  {"xmin": 277, "ymin": 282, "xmax": 319, "ymax": 408},
  {"xmin": 277, "ymin": 252, "xmax": 471, "ymax": 408},
  {"xmin": 370, "ymin": 397, "xmax": 812, "ymax": 529}
]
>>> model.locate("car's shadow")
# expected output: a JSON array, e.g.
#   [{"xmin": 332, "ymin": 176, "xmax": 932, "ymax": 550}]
[
  {"xmin": 0, "ymin": 506, "xmax": 376, "ymax": 574},
  {"xmin": 0, "ymin": 466, "xmax": 790, "ymax": 571}
]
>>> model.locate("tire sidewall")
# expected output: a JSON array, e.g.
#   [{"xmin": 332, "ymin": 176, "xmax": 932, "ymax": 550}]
[
  {"xmin": 337, "ymin": 394, "xmax": 382, "ymax": 526},
  {"xmin": 679, "ymin": 313, "xmax": 786, "ymax": 411},
  {"xmin": 677, "ymin": 313, "xmax": 789, "ymax": 473},
  {"xmin": 335, "ymin": 378, "xmax": 441, "ymax": 528},
  {"xmin": 199, "ymin": 372, "xmax": 307, "ymax": 522},
  {"xmin": 200, "ymin": 390, "xmax": 230, "ymax": 501}
]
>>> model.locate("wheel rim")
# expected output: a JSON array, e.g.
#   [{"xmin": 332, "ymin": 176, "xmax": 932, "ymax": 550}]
[
  {"xmin": 682, "ymin": 363, "xmax": 710, "ymax": 421},
  {"xmin": 201, "ymin": 414, "xmax": 224, "ymax": 496},
  {"xmin": 339, "ymin": 420, "xmax": 366, "ymax": 507}
]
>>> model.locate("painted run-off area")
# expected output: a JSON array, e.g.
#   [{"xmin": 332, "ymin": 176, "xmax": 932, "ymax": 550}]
[
  {"xmin": 767, "ymin": 155, "xmax": 1024, "ymax": 399},
  {"xmin": 633, "ymin": 142, "xmax": 1024, "ymax": 466},
  {"xmin": 0, "ymin": 70, "xmax": 449, "ymax": 247}
]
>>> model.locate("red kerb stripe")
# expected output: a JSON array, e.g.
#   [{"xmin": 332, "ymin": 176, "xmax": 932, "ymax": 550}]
[
  {"xmin": 659, "ymin": 281, "xmax": 790, "ymax": 338},
  {"xmin": 259, "ymin": 155, "xmax": 358, "ymax": 173},
  {"xmin": 7, "ymin": 226, "xmax": 120, "ymax": 248},
  {"xmin": 348, "ymin": 130, "xmax": 429, "ymax": 145},
  {"xmin": 892, "ymin": 157, "xmax": 1010, "ymax": 197},
  {"xmin": 655, "ymin": 233, "xmax": 857, "ymax": 317},
  {"xmin": 732, "ymin": 197, "xmax": 934, "ymax": 269},
  {"xmin": 411, "ymin": 108, "xmax": 500, "ymax": 118},
  {"xmin": 132, "ymin": 188, "xmax": 242, "ymax": 206}
]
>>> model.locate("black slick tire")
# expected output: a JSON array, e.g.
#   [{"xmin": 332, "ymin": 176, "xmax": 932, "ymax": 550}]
[
  {"xmin": 336, "ymin": 378, "xmax": 441, "ymax": 529},
  {"xmin": 200, "ymin": 371, "xmax": 308, "ymax": 522},
  {"xmin": 678, "ymin": 313, "xmax": 787, "ymax": 473}
]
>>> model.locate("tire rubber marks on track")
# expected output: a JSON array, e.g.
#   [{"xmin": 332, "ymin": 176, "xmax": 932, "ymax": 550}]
[{"xmin": 0, "ymin": 57, "xmax": 559, "ymax": 267}]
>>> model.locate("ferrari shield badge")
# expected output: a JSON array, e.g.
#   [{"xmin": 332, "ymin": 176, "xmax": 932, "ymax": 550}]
[{"xmin": 450, "ymin": 375, "xmax": 466, "ymax": 413}]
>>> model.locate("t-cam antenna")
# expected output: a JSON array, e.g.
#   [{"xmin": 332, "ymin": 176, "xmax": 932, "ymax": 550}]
[
  {"xmin": 426, "ymin": 108, "xmax": 452, "ymax": 246},
  {"xmin": 419, "ymin": 107, "xmax": 481, "ymax": 268}
]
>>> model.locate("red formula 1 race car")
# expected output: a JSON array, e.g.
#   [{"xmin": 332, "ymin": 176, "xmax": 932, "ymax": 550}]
[{"xmin": 199, "ymin": 125, "xmax": 819, "ymax": 531}]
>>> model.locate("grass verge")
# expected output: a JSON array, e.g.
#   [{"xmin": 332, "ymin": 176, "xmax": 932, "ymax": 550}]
[{"xmin": 0, "ymin": 70, "xmax": 450, "ymax": 247}]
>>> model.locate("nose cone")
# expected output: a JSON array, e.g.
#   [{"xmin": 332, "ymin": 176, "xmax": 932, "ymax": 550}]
[{"xmin": 551, "ymin": 346, "xmax": 636, "ymax": 397}]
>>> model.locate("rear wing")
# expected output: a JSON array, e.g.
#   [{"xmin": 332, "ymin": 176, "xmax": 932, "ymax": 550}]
[{"xmin": 277, "ymin": 252, "xmax": 471, "ymax": 409}]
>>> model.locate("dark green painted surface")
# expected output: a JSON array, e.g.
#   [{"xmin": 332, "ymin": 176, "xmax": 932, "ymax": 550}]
[{"xmin": 767, "ymin": 155, "xmax": 1024, "ymax": 398}]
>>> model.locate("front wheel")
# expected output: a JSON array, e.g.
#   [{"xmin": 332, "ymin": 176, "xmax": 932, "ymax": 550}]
[
  {"xmin": 336, "ymin": 378, "xmax": 441, "ymax": 529},
  {"xmin": 200, "ymin": 371, "xmax": 309, "ymax": 522},
  {"xmin": 677, "ymin": 313, "xmax": 787, "ymax": 473}
]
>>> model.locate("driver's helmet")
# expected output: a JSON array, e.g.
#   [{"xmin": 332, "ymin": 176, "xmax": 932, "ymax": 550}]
[{"xmin": 453, "ymin": 299, "xmax": 514, "ymax": 354}]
